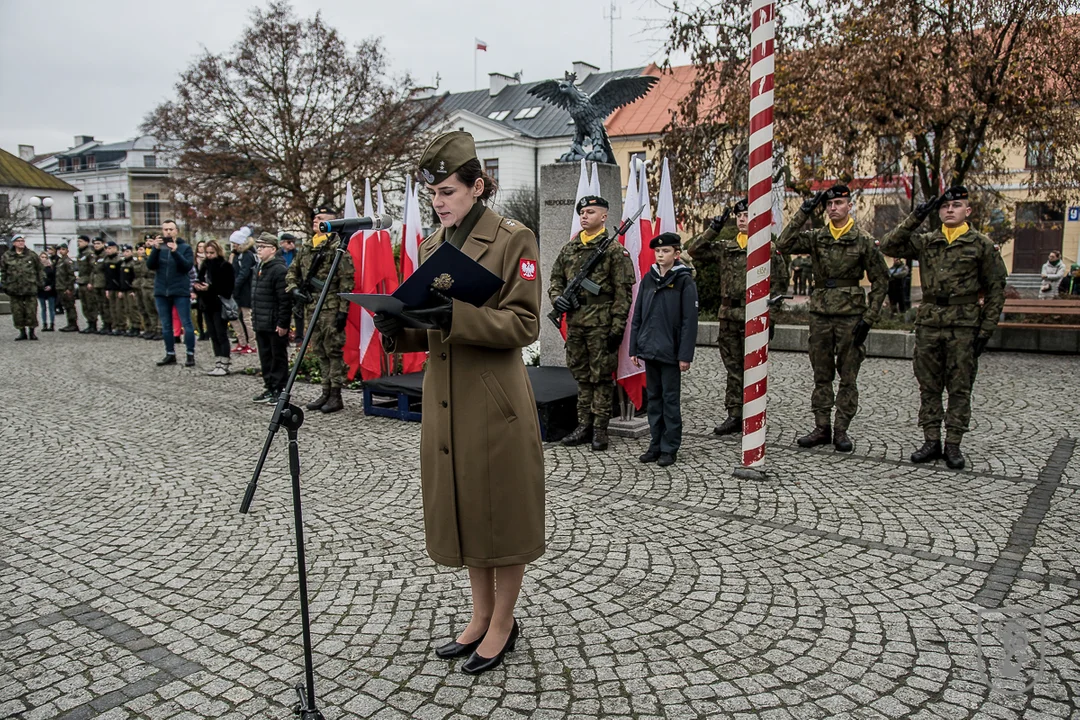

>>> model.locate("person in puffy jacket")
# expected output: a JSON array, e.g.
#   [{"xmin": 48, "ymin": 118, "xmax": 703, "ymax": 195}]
[
  {"xmin": 192, "ymin": 240, "xmax": 235, "ymax": 376},
  {"xmin": 249, "ymin": 233, "xmax": 292, "ymax": 402},
  {"xmin": 229, "ymin": 226, "xmax": 258, "ymax": 354}
]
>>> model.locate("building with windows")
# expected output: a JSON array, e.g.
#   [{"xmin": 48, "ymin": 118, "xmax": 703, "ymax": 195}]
[
  {"xmin": 31, "ymin": 135, "xmax": 173, "ymax": 245},
  {"xmin": 0, "ymin": 147, "xmax": 78, "ymax": 252}
]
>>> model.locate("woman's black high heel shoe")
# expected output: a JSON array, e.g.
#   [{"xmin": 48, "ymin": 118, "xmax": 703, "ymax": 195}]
[
  {"xmin": 461, "ymin": 619, "xmax": 519, "ymax": 675},
  {"xmin": 434, "ymin": 632, "xmax": 486, "ymax": 659}
]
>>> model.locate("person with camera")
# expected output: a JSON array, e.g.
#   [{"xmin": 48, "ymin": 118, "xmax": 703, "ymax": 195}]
[
  {"xmin": 285, "ymin": 205, "xmax": 355, "ymax": 414},
  {"xmin": 147, "ymin": 220, "xmax": 197, "ymax": 367},
  {"xmin": 192, "ymin": 240, "xmax": 235, "ymax": 376},
  {"xmin": 250, "ymin": 233, "xmax": 292, "ymax": 402}
]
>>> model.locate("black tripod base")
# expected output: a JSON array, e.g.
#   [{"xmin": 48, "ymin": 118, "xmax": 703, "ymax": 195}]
[{"xmin": 294, "ymin": 683, "xmax": 325, "ymax": 719}]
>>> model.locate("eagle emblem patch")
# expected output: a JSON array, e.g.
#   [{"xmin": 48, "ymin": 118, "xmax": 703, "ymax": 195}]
[
  {"xmin": 519, "ymin": 259, "xmax": 537, "ymax": 281},
  {"xmin": 432, "ymin": 273, "xmax": 454, "ymax": 291}
]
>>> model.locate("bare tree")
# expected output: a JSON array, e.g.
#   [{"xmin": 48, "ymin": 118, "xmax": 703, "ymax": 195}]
[
  {"xmin": 0, "ymin": 198, "xmax": 40, "ymax": 240},
  {"xmin": 497, "ymin": 188, "xmax": 541, "ymax": 239},
  {"xmin": 143, "ymin": 1, "xmax": 445, "ymax": 231}
]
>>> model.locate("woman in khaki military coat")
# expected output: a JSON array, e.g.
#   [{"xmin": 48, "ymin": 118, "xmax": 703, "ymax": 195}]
[{"xmin": 374, "ymin": 131, "xmax": 545, "ymax": 675}]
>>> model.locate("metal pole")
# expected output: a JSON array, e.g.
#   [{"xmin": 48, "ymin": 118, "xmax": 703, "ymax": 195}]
[{"xmin": 40, "ymin": 208, "xmax": 48, "ymax": 253}]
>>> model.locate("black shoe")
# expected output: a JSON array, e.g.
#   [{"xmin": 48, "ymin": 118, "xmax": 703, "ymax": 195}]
[
  {"xmin": 833, "ymin": 429, "xmax": 854, "ymax": 453},
  {"xmin": 639, "ymin": 449, "xmax": 661, "ymax": 463},
  {"xmin": 28, "ymin": 328, "xmax": 38, "ymax": 340},
  {"xmin": 657, "ymin": 452, "xmax": 676, "ymax": 467},
  {"xmin": 252, "ymin": 390, "xmax": 274, "ymax": 404},
  {"xmin": 126, "ymin": 329, "xmax": 139, "ymax": 337},
  {"xmin": 79, "ymin": 324, "xmax": 97, "ymax": 334},
  {"xmin": 943, "ymin": 442, "xmax": 965, "ymax": 470},
  {"xmin": 320, "ymin": 388, "xmax": 344, "ymax": 414},
  {"xmin": 306, "ymin": 387, "xmax": 332, "ymax": 411},
  {"xmin": 462, "ymin": 619, "xmax": 519, "ymax": 675},
  {"xmin": 60, "ymin": 324, "xmax": 78, "ymax": 333},
  {"xmin": 590, "ymin": 427, "xmax": 609, "ymax": 451},
  {"xmin": 198, "ymin": 334, "xmax": 210, "ymax": 342},
  {"xmin": 97, "ymin": 326, "xmax": 112, "ymax": 335},
  {"xmin": 435, "ymin": 632, "xmax": 486, "ymax": 660},
  {"xmin": 266, "ymin": 391, "xmax": 281, "ymax": 405},
  {"xmin": 561, "ymin": 423, "xmax": 593, "ymax": 446},
  {"xmin": 15, "ymin": 329, "xmax": 28, "ymax": 341},
  {"xmin": 185, "ymin": 353, "xmax": 196, "ymax": 368},
  {"xmin": 797, "ymin": 425, "xmax": 832, "ymax": 448},
  {"xmin": 713, "ymin": 415, "xmax": 741, "ymax": 436},
  {"xmin": 43, "ymin": 325, "xmax": 54, "ymax": 332},
  {"xmin": 910, "ymin": 440, "xmax": 942, "ymax": 464},
  {"xmin": 156, "ymin": 354, "xmax": 177, "ymax": 366}
]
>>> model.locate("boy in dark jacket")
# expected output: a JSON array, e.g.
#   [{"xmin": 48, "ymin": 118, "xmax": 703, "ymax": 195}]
[
  {"xmin": 629, "ymin": 232, "xmax": 699, "ymax": 467},
  {"xmin": 251, "ymin": 233, "xmax": 293, "ymax": 403}
]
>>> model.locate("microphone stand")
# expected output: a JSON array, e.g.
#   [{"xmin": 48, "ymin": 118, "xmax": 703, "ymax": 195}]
[{"xmin": 238, "ymin": 234, "xmax": 355, "ymax": 720}]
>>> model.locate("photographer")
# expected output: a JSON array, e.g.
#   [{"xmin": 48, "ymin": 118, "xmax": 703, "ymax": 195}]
[{"xmin": 146, "ymin": 220, "xmax": 196, "ymax": 367}]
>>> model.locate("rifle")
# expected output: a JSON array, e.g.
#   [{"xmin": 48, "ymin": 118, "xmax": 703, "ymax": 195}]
[
  {"xmin": 548, "ymin": 203, "xmax": 646, "ymax": 328},
  {"xmin": 293, "ymin": 239, "xmax": 332, "ymax": 304}
]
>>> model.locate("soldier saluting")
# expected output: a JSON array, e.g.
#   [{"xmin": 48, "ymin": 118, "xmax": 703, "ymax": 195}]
[
  {"xmin": 776, "ymin": 184, "xmax": 888, "ymax": 452},
  {"xmin": 549, "ymin": 196, "xmax": 636, "ymax": 452},
  {"xmin": 880, "ymin": 186, "xmax": 1006, "ymax": 469},
  {"xmin": 686, "ymin": 198, "xmax": 787, "ymax": 436}
]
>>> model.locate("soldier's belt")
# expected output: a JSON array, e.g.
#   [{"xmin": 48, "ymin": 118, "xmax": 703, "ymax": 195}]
[
  {"xmin": 931, "ymin": 293, "xmax": 979, "ymax": 306},
  {"xmin": 580, "ymin": 293, "xmax": 614, "ymax": 306},
  {"xmin": 821, "ymin": 278, "xmax": 861, "ymax": 289},
  {"xmin": 720, "ymin": 297, "xmax": 744, "ymax": 308}
]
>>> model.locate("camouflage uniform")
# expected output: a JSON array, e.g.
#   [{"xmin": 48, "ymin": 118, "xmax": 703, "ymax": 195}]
[
  {"xmin": 880, "ymin": 215, "xmax": 1006, "ymax": 444},
  {"xmin": 549, "ymin": 229, "xmax": 636, "ymax": 430},
  {"xmin": 76, "ymin": 244, "xmax": 97, "ymax": 329},
  {"xmin": 104, "ymin": 250, "xmax": 125, "ymax": 332},
  {"xmin": 686, "ymin": 225, "xmax": 787, "ymax": 423},
  {"xmin": 132, "ymin": 254, "xmax": 156, "ymax": 333},
  {"xmin": 0, "ymin": 248, "xmax": 45, "ymax": 329},
  {"xmin": 791, "ymin": 255, "xmax": 812, "ymax": 295},
  {"xmin": 89, "ymin": 247, "xmax": 111, "ymax": 330},
  {"xmin": 121, "ymin": 255, "xmax": 139, "ymax": 332},
  {"xmin": 777, "ymin": 208, "xmax": 889, "ymax": 431},
  {"xmin": 54, "ymin": 252, "xmax": 78, "ymax": 329},
  {"xmin": 285, "ymin": 233, "xmax": 355, "ymax": 389}
]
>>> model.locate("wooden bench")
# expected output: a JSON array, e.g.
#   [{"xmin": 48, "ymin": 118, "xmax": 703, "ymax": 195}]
[{"xmin": 999, "ymin": 298, "xmax": 1080, "ymax": 330}]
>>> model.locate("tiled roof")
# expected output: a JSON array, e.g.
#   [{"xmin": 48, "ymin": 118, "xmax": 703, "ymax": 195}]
[
  {"xmin": 432, "ymin": 67, "xmax": 648, "ymax": 139},
  {"xmin": 605, "ymin": 63, "xmax": 706, "ymax": 138},
  {"xmin": 0, "ymin": 148, "xmax": 78, "ymax": 192}
]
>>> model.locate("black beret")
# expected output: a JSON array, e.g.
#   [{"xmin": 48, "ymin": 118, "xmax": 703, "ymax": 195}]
[
  {"xmin": 576, "ymin": 195, "xmax": 609, "ymax": 214},
  {"xmin": 106, "ymin": 240, "xmax": 118, "ymax": 248},
  {"xmin": 278, "ymin": 232, "xmax": 298, "ymax": 242},
  {"xmin": 77, "ymin": 235, "xmax": 90, "ymax": 242},
  {"xmin": 92, "ymin": 236, "xmax": 105, "ymax": 243},
  {"xmin": 824, "ymin": 184, "xmax": 851, "ymax": 200},
  {"xmin": 122, "ymin": 244, "xmax": 133, "ymax": 251},
  {"xmin": 733, "ymin": 198, "xmax": 749, "ymax": 214},
  {"xmin": 313, "ymin": 204, "xmax": 338, "ymax": 217},
  {"xmin": 941, "ymin": 186, "xmax": 969, "ymax": 202},
  {"xmin": 650, "ymin": 232, "xmax": 682, "ymax": 249}
]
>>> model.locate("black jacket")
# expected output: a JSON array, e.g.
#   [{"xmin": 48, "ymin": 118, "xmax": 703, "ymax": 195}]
[
  {"xmin": 629, "ymin": 261, "xmax": 698, "ymax": 365},
  {"xmin": 103, "ymin": 251, "xmax": 124, "ymax": 291},
  {"xmin": 119, "ymin": 257, "xmax": 136, "ymax": 292},
  {"xmin": 1059, "ymin": 274, "xmax": 1080, "ymax": 296},
  {"xmin": 251, "ymin": 256, "xmax": 292, "ymax": 332},
  {"xmin": 231, "ymin": 247, "xmax": 257, "ymax": 308},
  {"xmin": 195, "ymin": 257, "xmax": 235, "ymax": 314},
  {"xmin": 38, "ymin": 265, "xmax": 57, "ymax": 299}
]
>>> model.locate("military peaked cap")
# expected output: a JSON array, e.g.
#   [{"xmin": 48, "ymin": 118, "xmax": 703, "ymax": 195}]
[
  {"xmin": 733, "ymin": 198, "xmax": 749, "ymax": 214},
  {"xmin": 418, "ymin": 130, "xmax": 478, "ymax": 185},
  {"xmin": 650, "ymin": 232, "xmax": 682, "ymax": 249},
  {"xmin": 256, "ymin": 232, "xmax": 279, "ymax": 248},
  {"xmin": 576, "ymin": 195, "xmax": 609, "ymax": 214},
  {"xmin": 941, "ymin": 186, "xmax": 969, "ymax": 202},
  {"xmin": 824, "ymin": 184, "xmax": 851, "ymax": 200}
]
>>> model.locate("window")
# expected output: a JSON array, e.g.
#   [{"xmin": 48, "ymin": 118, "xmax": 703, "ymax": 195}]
[
  {"xmin": 117, "ymin": 192, "xmax": 126, "ymax": 218},
  {"xmin": 486, "ymin": 110, "xmax": 510, "ymax": 121},
  {"xmin": 87, "ymin": 155, "xmax": 96, "ymax": 169},
  {"xmin": 144, "ymin": 193, "xmax": 160, "ymax": 226},
  {"xmin": 0, "ymin": 194, "xmax": 8, "ymax": 218},
  {"xmin": 802, "ymin": 145, "xmax": 823, "ymax": 174},
  {"xmin": 1026, "ymin": 136, "xmax": 1055, "ymax": 169},
  {"xmin": 513, "ymin": 106, "xmax": 542, "ymax": 120},
  {"xmin": 86, "ymin": 195, "xmax": 95, "ymax": 219},
  {"xmin": 74, "ymin": 196, "xmax": 79, "ymax": 220},
  {"xmin": 144, "ymin": 155, "xmax": 157, "ymax": 168},
  {"xmin": 629, "ymin": 151, "xmax": 646, "ymax": 169},
  {"xmin": 102, "ymin": 193, "xmax": 110, "ymax": 219},
  {"xmin": 876, "ymin": 136, "xmax": 903, "ymax": 176},
  {"xmin": 483, "ymin": 158, "xmax": 499, "ymax": 183}
]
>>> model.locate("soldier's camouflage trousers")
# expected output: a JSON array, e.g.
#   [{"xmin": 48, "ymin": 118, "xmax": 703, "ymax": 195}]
[
  {"xmin": 717, "ymin": 319, "xmax": 745, "ymax": 418},
  {"xmin": 59, "ymin": 289, "xmax": 77, "ymax": 326},
  {"xmin": 107, "ymin": 292, "xmax": 128, "ymax": 331},
  {"xmin": 566, "ymin": 326, "xmax": 617, "ymax": 429},
  {"xmin": 914, "ymin": 325, "xmax": 978, "ymax": 444},
  {"xmin": 93, "ymin": 287, "xmax": 111, "ymax": 327},
  {"xmin": 78, "ymin": 285, "xmax": 97, "ymax": 326},
  {"xmin": 808, "ymin": 313, "xmax": 865, "ymax": 430},
  {"xmin": 141, "ymin": 288, "xmax": 158, "ymax": 329},
  {"xmin": 9, "ymin": 294, "xmax": 37, "ymax": 328},
  {"xmin": 308, "ymin": 311, "xmax": 347, "ymax": 388},
  {"xmin": 126, "ymin": 293, "xmax": 141, "ymax": 330}
]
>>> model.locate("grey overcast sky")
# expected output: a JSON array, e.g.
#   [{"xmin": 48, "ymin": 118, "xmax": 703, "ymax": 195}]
[{"xmin": 0, "ymin": 0, "xmax": 683, "ymax": 155}]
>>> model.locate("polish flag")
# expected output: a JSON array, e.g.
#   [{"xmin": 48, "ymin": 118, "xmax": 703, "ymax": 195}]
[
  {"xmin": 568, "ymin": 159, "xmax": 590, "ymax": 239},
  {"xmin": 342, "ymin": 182, "xmax": 366, "ymax": 380},
  {"xmin": 476, "ymin": 38, "xmax": 488, "ymax": 51},
  {"xmin": 615, "ymin": 160, "xmax": 647, "ymax": 409},
  {"xmin": 588, "ymin": 161, "xmax": 601, "ymax": 196},
  {"xmin": 655, "ymin": 157, "xmax": 677, "ymax": 236},
  {"xmin": 398, "ymin": 179, "xmax": 427, "ymax": 373},
  {"xmin": 636, "ymin": 159, "xmax": 656, "ymax": 281}
]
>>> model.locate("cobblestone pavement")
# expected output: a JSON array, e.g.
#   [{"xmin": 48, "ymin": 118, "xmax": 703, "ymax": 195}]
[{"xmin": 1, "ymin": 332, "xmax": 1077, "ymax": 720}]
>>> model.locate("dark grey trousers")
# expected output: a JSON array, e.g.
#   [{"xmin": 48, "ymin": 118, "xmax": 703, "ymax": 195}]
[{"xmin": 645, "ymin": 360, "xmax": 683, "ymax": 454}]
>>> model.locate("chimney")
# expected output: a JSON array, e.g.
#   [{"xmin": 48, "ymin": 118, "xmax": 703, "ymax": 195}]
[
  {"xmin": 74, "ymin": 135, "xmax": 95, "ymax": 147},
  {"xmin": 18, "ymin": 145, "xmax": 35, "ymax": 162},
  {"xmin": 410, "ymin": 86, "xmax": 437, "ymax": 100},
  {"xmin": 571, "ymin": 61, "xmax": 600, "ymax": 83},
  {"xmin": 489, "ymin": 71, "xmax": 520, "ymax": 97}
]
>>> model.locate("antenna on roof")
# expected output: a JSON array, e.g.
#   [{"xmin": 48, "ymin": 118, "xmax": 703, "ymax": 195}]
[{"xmin": 602, "ymin": 0, "xmax": 621, "ymax": 72}]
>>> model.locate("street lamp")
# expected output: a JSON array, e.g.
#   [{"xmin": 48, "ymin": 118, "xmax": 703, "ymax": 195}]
[{"xmin": 28, "ymin": 195, "xmax": 54, "ymax": 252}]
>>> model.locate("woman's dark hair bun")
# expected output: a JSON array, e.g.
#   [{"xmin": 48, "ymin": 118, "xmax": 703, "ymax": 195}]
[{"xmin": 455, "ymin": 158, "xmax": 498, "ymax": 201}]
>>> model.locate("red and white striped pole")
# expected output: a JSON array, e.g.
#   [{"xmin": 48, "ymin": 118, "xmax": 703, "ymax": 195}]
[{"xmin": 736, "ymin": 0, "xmax": 775, "ymax": 479}]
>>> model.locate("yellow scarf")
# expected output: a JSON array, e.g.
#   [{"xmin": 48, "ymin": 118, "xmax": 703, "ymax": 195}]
[
  {"xmin": 312, "ymin": 233, "xmax": 327, "ymax": 248},
  {"xmin": 735, "ymin": 232, "xmax": 748, "ymax": 250},
  {"xmin": 941, "ymin": 223, "xmax": 969, "ymax": 244},
  {"xmin": 580, "ymin": 228, "xmax": 603, "ymax": 245},
  {"xmin": 829, "ymin": 217, "xmax": 854, "ymax": 240}
]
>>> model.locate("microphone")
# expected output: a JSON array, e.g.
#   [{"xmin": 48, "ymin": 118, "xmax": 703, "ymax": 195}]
[{"xmin": 319, "ymin": 214, "xmax": 394, "ymax": 235}]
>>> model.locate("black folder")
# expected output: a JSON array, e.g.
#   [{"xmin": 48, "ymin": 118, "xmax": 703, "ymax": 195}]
[{"xmin": 341, "ymin": 242, "xmax": 505, "ymax": 325}]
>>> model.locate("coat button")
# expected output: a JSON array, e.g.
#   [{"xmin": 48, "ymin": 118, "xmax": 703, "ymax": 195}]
[
  {"xmin": 441, "ymin": 401, "xmax": 448, "ymax": 408},
  {"xmin": 440, "ymin": 352, "xmax": 447, "ymax": 360},
  {"xmin": 441, "ymin": 447, "xmax": 449, "ymax": 454}
]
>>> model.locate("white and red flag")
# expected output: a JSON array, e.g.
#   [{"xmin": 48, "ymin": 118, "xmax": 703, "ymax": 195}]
[
  {"xmin": 398, "ymin": 178, "xmax": 427, "ymax": 374},
  {"xmin": 636, "ymin": 160, "xmax": 656, "ymax": 281},
  {"xmin": 615, "ymin": 159, "xmax": 647, "ymax": 409}
]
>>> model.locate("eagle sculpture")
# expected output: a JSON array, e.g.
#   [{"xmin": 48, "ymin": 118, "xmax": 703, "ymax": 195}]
[{"xmin": 528, "ymin": 71, "xmax": 659, "ymax": 164}]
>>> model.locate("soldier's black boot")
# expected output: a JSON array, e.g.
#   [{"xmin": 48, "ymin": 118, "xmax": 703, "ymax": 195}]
[
  {"xmin": 321, "ymin": 388, "xmax": 344, "ymax": 414},
  {"xmin": 910, "ymin": 439, "xmax": 942, "ymax": 464},
  {"xmin": 833, "ymin": 428, "xmax": 854, "ymax": 453},
  {"xmin": 80, "ymin": 321, "xmax": 97, "ymax": 334},
  {"xmin": 306, "ymin": 385, "xmax": 332, "ymax": 411},
  {"xmin": 29, "ymin": 328, "xmax": 38, "ymax": 340},
  {"xmin": 591, "ymin": 426, "xmax": 609, "ymax": 452},
  {"xmin": 60, "ymin": 322, "xmax": 79, "ymax": 332},
  {"xmin": 797, "ymin": 424, "xmax": 831, "ymax": 448},
  {"xmin": 561, "ymin": 423, "xmax": 593, "ymax": 447},
  {"xmin": 713, "ymin": 415, "xmax": 741, "ymax": 436},
  {"xmin": 97, "ymin": 324, "xmax": 112, "ymax": 335},
  {"xmin": 15, "ymin": 328, "xmax": 28, "ymax": 341},
  {"xmin": 185, "ymin": 352, "xmax": 196, "ymax": 367},
  {"xmin": 943, "ymin": 442, "xmax": 965, "ymax": 470}
]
